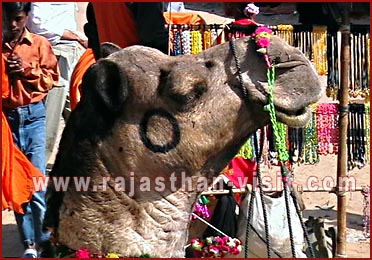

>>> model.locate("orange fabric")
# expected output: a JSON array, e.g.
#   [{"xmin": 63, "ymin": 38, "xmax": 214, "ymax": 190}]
[
  {"xmin": 163, "ymin": 12, "xmax": 206, "ymax": 25},
  {"xmin": 2, "ymin": 28, "xmax": 59, "ymax": 109},
  {"xmin": 2, "ymin": 55, "xmax": 44, "ymax": 214},
  {"xmin": 92, "ymin": 2, "xmax": 140, "ymax": 48},
  {"xmin": 69, "ymin": 48, "xmax": 96, "ymax": 110}
]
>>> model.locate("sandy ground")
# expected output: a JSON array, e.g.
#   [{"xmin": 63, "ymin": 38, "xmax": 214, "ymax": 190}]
[{"xmin": 2, "ymin": 2, "xmax": 370, "ymax": 258}]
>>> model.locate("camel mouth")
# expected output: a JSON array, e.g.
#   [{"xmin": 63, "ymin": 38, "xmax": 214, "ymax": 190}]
[
  {"xmin": 275, "ymin": 106, "xmax": 312, "ymax": 127},
  {"xmin": 252, "ymin": 79, "xmax": 320, "ymax": 127},
  {"xmin": 273, "ymin": 60, "xmax": 306, "ymax": 69}
]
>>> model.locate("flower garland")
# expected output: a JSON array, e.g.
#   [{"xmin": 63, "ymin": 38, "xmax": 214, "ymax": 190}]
[
  {"xmin": 191, "ymin": 236, "xmax": 242, "ymax": 258},
  {"xmin": 55, "ymin": 245, "xmax": 150, "ymax": 258}
]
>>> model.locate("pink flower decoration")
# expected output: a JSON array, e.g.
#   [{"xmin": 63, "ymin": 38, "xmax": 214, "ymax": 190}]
[
  {"xmin": 255, "ymin": 26, "xmax": 273, "ymax": 35},
  {"xmin": 76, "ymin": 248, "xmax": 90, "ymax": 258},
  {"xmin": 257, "ymin": 37, "xmax": 270, "ymax": 48}
]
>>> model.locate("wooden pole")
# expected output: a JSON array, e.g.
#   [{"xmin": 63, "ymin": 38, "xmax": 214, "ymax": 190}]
[{"xmin": 336, "ymin": 7, "xmax": 351, "ymax": 258}]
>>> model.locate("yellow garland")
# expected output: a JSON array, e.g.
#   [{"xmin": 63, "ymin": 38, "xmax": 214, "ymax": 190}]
[
  {"xmin": 191, "ymin": 30, "xmax": 203, "ymax": 54},
  {"xmin": 312, "ymin": 26, "xmax": 328, "ymax": 76},
  {"xmin": 275, "ymin": 24, "xmax": 293, "ymax": 45},
  {"xmin": 203, "ymin": 30, "xmax": 213, "ymax": 50}
]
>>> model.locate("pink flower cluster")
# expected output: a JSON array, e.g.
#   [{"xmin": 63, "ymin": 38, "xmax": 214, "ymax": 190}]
[
  {"xmin": 251, "ymin": 26, "xmax": 273, "ymax": 68},
  {"xmin": 252, "ymin": 26, "xmax": 273, "ymax": 50},
  {"xmin": 191, "ymin": 236, "xmax": 242, "ymax": 258},
  {"xmin": 192, "ymin": 202, "xmax": 211, "ymax": 219}
]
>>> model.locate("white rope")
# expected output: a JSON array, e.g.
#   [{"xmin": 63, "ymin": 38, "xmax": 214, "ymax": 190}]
[
  {"xmin": 191, "ymin": 213, "xmax": 229, "ymax": 237},
  {"xmin": 184, "ymin": 213, "xmax": 230, "ymax": 250}
]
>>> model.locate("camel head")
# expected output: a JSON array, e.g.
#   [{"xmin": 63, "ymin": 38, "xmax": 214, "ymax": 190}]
[{"xmin": 44, "ymin": 34, "xmax": 322, "ymax": 257}]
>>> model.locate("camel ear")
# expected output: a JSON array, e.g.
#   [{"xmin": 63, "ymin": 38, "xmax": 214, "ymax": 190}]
[
  {"xmin": 82, "ymin": 59, "xmax": 128, "ymax": 113},
  {"xmin": 100, "ymin": 42, "xmax": 121, "ymax": 58}
]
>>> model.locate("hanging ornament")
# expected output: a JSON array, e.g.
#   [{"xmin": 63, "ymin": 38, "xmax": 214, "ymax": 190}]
[
  {"xmin": 362, "ymin": 186, "xmax": 370, "ymax": 239},
  {"xmin": 191, "ymin": 29, "xmax": 203, "ymax": 54},
  {"xmin": 312, "ymin": 25, "xmax": 327, "ymax": 75},
  {"xmin": 181, "ymin": 28, "xmax": 191, "ymax": 55},
  {"xmin": 302, "ymin": 104, "xmax": 320, "ymax": 164},
  {"xmin": 173, "ymin": 29, "xmax": 182, "ymax": 56},
  {"xmin": 316, "ymin": 103, "xmax": 339, "ymax": 155},
  {"xmin": 275, "ymin": 24, "xmax": 294, "ymax": 45}
]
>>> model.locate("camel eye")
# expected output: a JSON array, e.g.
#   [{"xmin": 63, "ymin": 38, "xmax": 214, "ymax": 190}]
[{"xmin": 205, "ymin": 61, "xmax": 214, "ymax": 69}]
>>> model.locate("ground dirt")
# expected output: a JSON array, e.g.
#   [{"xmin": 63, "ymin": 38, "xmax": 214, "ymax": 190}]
[{"xmin": 2, "ymin": 2, "xmax": 370, "ymax": 258}]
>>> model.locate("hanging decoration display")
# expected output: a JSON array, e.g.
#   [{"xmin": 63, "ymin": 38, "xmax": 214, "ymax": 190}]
[
  {"xmin": 301, "ymin": 105, "xmax": 320, "ymax": 164},
  {"xmin": 349, "ymin": 32, "xmax": 370, "ymax": 100},
  {"xmin": 168, "ymin": 24, "xmax": 222, "ymax": 56},
  {"xmin": 167, "ymin": 23, "xmax": 370, "ymax": 172},
  {"xmin": 365, "ymin": 104, "xmax": 370, "ymax": 164},
  {"xmin": 274, "ymin": 24, "xmax": 294, "ymax": 45},
  {"xmin": 327, "ymin": 28, "xmax": 370, "ymax": 100},
  {"xmin": 362, "ymin": 186, "xmax": 370, "ymax": 239},
  {"xmin": 312, "ymin": 26, "xmax": 328, "ymax": 76},
  {"xmin": 326, "ymin": 31, "xmax": 340, "ymax": 100},
  {"xmin": 347, "ymin": 103, "xmax": 367, "ymax": 170}
]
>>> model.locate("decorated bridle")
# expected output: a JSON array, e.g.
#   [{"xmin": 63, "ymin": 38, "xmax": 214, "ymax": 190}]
[{"xmin": 228, "ymin": 26, "xmax": 314, "ymax": 258}]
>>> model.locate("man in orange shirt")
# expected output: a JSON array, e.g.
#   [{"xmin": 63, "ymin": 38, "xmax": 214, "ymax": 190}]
[
  {"xmin": 2, "ymin": 54, "xmax": 45, "ymax": 224},
  {"xmin": 2, "ymin": 2, "xmax": 59, "ymax": 258}
]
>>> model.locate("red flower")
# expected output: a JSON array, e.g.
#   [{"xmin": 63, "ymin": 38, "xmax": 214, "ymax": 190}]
[{"xmin": 76, "ymin": 248, "xmax": 90, "ymax": 258}]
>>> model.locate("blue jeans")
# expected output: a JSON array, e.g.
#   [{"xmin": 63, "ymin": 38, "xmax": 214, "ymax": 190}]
[{"xmin": 4, "ymin": 101, "xmax": 50, "ymax": 247}]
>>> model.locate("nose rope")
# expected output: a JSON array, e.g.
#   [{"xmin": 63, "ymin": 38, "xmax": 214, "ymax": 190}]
[{"xmin": 228, "ymin": 36, "xmax": 273, "ymax": 258}]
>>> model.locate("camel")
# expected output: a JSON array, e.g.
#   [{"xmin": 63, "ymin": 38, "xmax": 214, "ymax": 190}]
[{"xmin": 43, "ymin": 34, "xmax": 322, "ymax": 257}]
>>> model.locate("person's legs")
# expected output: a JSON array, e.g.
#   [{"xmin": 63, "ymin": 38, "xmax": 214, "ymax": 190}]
[
  {"xmin": 23, "ymin": 102, "xmax": 50, "ymax": 247},
  {"xmin": 5, "ymin": 106, "xmax": 37, "ymax": 250},
  {"xmin": 5, "ymin": 101, "xmax": 50, "ymax": 256}
]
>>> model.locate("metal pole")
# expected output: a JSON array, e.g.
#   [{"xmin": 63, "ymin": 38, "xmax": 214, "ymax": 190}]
[{"xmin": 336, "ymin": 6, "xmax": 351, "ymax": 258}]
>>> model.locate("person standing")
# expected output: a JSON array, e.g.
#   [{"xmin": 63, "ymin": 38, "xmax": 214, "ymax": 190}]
[
  {"xmin": 2, "ymin": 2, "xmax": 59, "ymax": 258},
  {"xmin": 26, "ymin": 2, "xmax": 88, "ymax": 158}
]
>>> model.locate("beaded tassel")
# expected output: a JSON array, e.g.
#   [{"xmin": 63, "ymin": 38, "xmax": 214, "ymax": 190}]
[
  {"xmin": 302, "ymin": 105, "xmax": 319, "ymax": 164},
  {"xmin": 326, "ymin": 32, "xmax": 339, "ymax": 100},
  {"xmin": 181, "ymin": 29, "xmax": 191, "ymax": 55},
  {"xmin": 347, "ymin": 104, "xmax": 367, "ymax": 170},
  {"xmin": 362, "ymin": 186, "xmax": 370, "ymax": 239},
  {"xmin": 203, "ymin": 30, "xmax": 212, "ymax": 50},
  {"xmin": 316, "ymin": 103, "xmax": 339, "ymax": 155},
  {"xmin": 312, "ymin": 26, "xmax": 328, "ymax": 76},
  {"xmin": 288, "ymin": 127, "xmax": 304, "ymax": 165},
  {"xmin": 365, "ymin": 103, "xmax": 370, "ymax": 164},
  {"xmin": 173, "ymin": 30, "xmax": 182, "ymax": 56},
  {"xmin": 276, "ymin": 24, "xmax": 294, "ymax": 45},
  {"xmin": 191, "ymin": 30, "xmax": 203, "ymax": 54}
]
